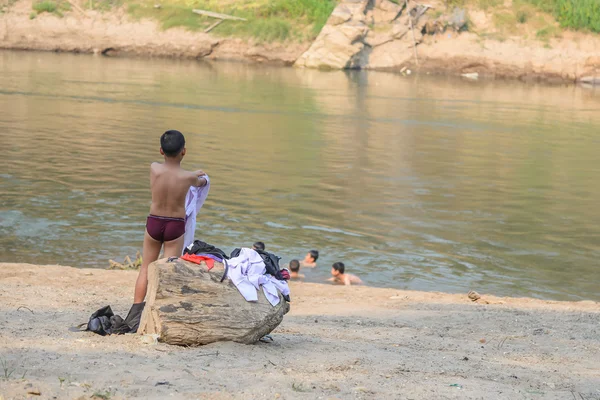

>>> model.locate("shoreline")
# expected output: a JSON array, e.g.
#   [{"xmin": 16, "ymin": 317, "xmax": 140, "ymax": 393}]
[
  {"xmin": 1, "ymin": 263, "xmax": 599, "ymax": 398},
  {"xmin": 8, "ymin": 262, "xmax": 600, "ymax": 307},
  {"xmin": 4, "ymin": 263, "xmax": 600, "ymax": 308},
  {"xmin": 2, "ymin": 1, "xmax": 600, "ymax": 84}
]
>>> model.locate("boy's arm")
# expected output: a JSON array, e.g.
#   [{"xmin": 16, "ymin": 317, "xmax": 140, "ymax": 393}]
[{"xmin": 188, "ymin": 170, "xmax": 207, "ymax": 187}]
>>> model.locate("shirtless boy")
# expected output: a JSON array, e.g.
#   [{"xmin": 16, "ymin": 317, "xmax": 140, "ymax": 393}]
[
  {"xmin": 133, "ymin": 130, "xmax": 208, "ymax": 304},
  {"xmin": 301, "ymin": 250, "xmax": 319, "ymax": 268},
  {"xmin": 329, "ymin": 262, "xmax": 362, "ymax": 286},
  {"xmin": 289, "ymin": 259, "xmax": 304, "ymax": 280}
]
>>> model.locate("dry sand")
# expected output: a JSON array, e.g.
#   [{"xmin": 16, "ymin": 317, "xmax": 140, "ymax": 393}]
[{"xmin": 0, "ymin": 263, "xmax": 599, "ymax": 399}]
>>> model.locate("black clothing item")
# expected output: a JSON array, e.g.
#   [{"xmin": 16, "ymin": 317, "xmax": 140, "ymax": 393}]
[
  {"xmin": 230, "ymin": 248, "xmax": 286, "ymax": 281},
  {"xmin": 221, "ymin": 259, "xmax": 229, "ymax": 283},
  {"xmin": 126, "ymin": 302, "xmax": 145, "ymax": 332},
  {"xmin": 230, "ymin": 248, "xmax": 240, "ymax": 258},
  {"xmin": 110, "ymin": 315, "xmax": 128, "ymax": 334},
  {"xmin": 184, "ymin": 240, "xmax": 229, "ymax": 260},
  {"xmin": 86, "ymin": 305, "xmax": 114, "ymax": 336},
  {"xmin": 85, "ymin": 302, "xmax": 145, "ymax": 336}
]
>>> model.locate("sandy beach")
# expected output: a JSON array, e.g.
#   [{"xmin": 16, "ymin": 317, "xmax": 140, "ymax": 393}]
[{"xmin": 0, "ymin": 263, "xmax": 599, "ymax": 399}]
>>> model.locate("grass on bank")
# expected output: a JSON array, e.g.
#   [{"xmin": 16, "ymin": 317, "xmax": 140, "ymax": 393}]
[
  {"xmin": 448, "ymin": 0, "xmax": 600, "ymax": 33},
  {"xmin": 524, "ymin": 0, "xmax": 600, "ymax": 33},
  {"xmin": 30, "ymin": 0, "xmax": 71, "ymax": 17},
  {"xmin": 87, "ymin": 0, "xmax": 122, "ymax": 11},
  {"xmin": 109, "ymin": 0, "xmax": 335, "ymax": 42},
  {"xmin": 447, "ymin": 0, "xmax": 565, "ymax": 44}
]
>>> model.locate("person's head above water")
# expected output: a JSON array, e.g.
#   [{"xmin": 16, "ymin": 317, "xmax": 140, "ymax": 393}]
[
  {"xmin": 289, "ymin": 259, "xmax": 300, "ymax": 272},
  {"xmin": 331, "ymin": 262, "xmax": 345, "ymax": 276},
  {"xmin": 253, "ymin": 241, "xmax": 265, "ymax": 251},
  {"xmin": 304, "ymin": 250, "xmax": 319, "ymax": 264},
  {"xmin": 160, "ymin": 130, "xmax": 186, "ymax": 159}
]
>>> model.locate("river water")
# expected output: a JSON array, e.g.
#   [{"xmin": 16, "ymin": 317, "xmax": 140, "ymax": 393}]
[{"xmin": 1, "ymin": 50, "xmax": 599, "ymax": 301}]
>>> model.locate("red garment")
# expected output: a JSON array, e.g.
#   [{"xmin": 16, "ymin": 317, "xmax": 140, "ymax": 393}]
[
  {"xmin": 279, "ymin": 269, "xmax": 290, "ymax": 281},
  {"xmin": 181, "ymin": 254, "xmax": 215, "ymax": 270}
]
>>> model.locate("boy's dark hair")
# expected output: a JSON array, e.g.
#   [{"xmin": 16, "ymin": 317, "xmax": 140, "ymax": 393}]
[
  {"xmin": 332, "ymin": 262, "xmax": 345, "ymax": 274},
  {"xmin": 161, "ymin": 130, "xmax": 186, "ymax": 157},
  {"xmin": 253, "ymin": 241, "xmax": 265, "ymax": 251},
  {"xmin": 309, "ymin": 250, "xmax": 319, "ymax": 262},
  {"xmin": 289, "ymin": 259, "xmax": 300, "ymax": 272}
]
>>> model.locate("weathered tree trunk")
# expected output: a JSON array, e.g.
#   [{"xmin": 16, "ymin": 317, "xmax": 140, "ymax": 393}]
[{"xmin": 138, "ymin": 258, "xmax": 289, "ymax": 346}]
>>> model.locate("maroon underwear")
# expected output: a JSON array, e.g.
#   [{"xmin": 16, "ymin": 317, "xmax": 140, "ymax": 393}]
[{"xmin": 146, "ymin": 215, "xmax": 185, "ymax": 242}]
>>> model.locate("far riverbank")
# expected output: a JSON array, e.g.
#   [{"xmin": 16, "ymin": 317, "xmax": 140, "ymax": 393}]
[{"xmin": 1, "ymin": 0, "xmax": 600, "ymax": 84}]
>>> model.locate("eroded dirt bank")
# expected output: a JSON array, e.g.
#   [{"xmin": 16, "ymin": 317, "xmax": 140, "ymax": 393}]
[{"xmin": 0, "ymin": 0, "xmax": 307, "ymax": 65}]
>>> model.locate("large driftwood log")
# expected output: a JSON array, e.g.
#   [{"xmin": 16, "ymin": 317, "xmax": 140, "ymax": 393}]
[{"xmin": 138, "ymin": 258, "xmax": 289, "ymax": 346}]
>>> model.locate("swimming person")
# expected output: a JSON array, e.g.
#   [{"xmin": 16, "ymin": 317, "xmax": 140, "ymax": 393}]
[
  {"xmin": 289, "ymin": 259, "xmax": 304, "ymax": 280},
  {"xmin": 301, "ymin": 250, "xmax": 319, "ymax": 268},
  {"xmin": 329, "ymin": 262, "xmax": 362, "ymax": 286},
  {"xmin": 133, "ymin": 130, "xmax": 208, "ymax": 304}
]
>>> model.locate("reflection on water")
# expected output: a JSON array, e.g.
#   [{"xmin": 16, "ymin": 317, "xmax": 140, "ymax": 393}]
[{"xmin": 1, "ymin": 51, "xmax": 600, "ymax": 301}]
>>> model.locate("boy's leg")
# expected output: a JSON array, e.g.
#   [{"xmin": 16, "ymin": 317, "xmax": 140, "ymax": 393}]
[
  {"xmin": 134, "ymin": 231, "xmax": 162, "ymax": 303},
  {"xmin": 163, "ymin": 234, "xmax": 185, "ymax": 259}
]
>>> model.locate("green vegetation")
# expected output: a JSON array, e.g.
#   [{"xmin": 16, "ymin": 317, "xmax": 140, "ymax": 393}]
[
  {"xmin": 125, "ymin": 0, "xmax": 336, "ymax": 42},
  {"xmin": 446, "ymin": 0, "xmax": 565, "ymax": 43},
  {"xmin": 536, "ymin": 25, "xmax": 562, "ymax": 41},
  {"xmin": 524, "ymin": 0, "xmax": 600, "ymax": 32},
  {"xmin": 476, "ymin": 0, "xmax": 503, "ymax": 10},
  {"xmin": 91, "ymin": 391, "xmax": 112, "ymax": 400},
  {"xmin": 89, "ymin": 0, "xmax": 123, "ymax": 12},
  {"xmin": 516, "ymin": 9, "xmax": 530, "ymax": 24},
  {"xmin": 487, "ymin": 2, "xmax": 535, "ymax": 34},
  {"xmin": 34, "ymin": 0, "xmax": 58, "ymax": 13},
  {"xmin": 478, "ymin": 31, "xmax": 508, "ymax": 42},
  {"xmin": 216, "ymin": 17, "xmax": 292, "ymax": 42},
  {"xmin": 493, "ymin": 12, "xmax": 517, "ymax": 32},
  {"xmin": 448, "ymin": 0, "xmax": 600, "ymax": 33},
  {"xmin": 446, "ymin": 0, "xmax": 502, "ymax": 8},
  {"xmin": 31, "ymin": 0, "xmax": 71, "ymax": 17},
  {"xmin": 1, "ymin": 358, "xmax": 15, "ymax": 380}
]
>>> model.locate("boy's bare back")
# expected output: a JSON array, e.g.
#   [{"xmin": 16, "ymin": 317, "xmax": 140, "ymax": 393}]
[{"xmin": 149, "ymin": 162, "xmax": 206, "ymax": 219}]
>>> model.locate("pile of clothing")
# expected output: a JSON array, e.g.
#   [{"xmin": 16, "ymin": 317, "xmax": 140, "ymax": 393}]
[
  {"xmin": 227, "ymin": 247, "xmax": 290, "ymax": 306},
  {"xmin": 183, "ymin": 240, "xmax": 291, "ymax": 306},
  {"xmin": 181, "ymin": 240, "xmax": 229, "ymax": 272}
]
